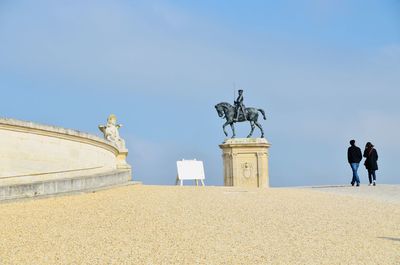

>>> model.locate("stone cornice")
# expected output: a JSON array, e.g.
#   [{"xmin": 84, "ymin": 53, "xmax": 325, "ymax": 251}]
[{"xmin": 219, "ymin": 138, "xmax": 271, "ymax": 148}]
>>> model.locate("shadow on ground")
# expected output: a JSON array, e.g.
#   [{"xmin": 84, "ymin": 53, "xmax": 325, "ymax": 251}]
[{"xmin": 378, "ymin": 237, "xmax": 400, "ymax": 242}]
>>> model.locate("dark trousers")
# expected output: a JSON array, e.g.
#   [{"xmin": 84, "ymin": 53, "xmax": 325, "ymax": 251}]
[{"xmin": 368, "ymin": 169, "xmax": 376, "ymax": 183}]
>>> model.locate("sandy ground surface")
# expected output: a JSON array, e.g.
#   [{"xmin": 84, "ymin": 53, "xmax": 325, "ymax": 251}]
[{"xmin": 0, "ymin": 185, "xmax": 399, "ymax": 265}]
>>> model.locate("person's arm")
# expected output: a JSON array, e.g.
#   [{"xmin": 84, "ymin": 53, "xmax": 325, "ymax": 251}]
[
  {"xmin": 357, "ymin": 148, "xmax": 362, "ymax": 162},
  {"xmin": 375, "ymin": 149, "xmax": 378, "ymax": 161},
  {"xmin": 347, "ymin": 148, "xmax": 351, "ymax": 163}
]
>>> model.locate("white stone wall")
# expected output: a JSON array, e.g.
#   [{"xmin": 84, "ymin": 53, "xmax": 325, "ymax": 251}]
[{"xmin": 0, "ymin": 118, "xmax": 123, "ymax": 179}]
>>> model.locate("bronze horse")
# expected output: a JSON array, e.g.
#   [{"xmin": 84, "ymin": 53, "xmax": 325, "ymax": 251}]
[{"xmin": 215, "ymin": 102, "xmax": 266, "ymax": 138}]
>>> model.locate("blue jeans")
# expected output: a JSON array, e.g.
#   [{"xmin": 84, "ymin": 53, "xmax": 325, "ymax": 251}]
[{"xmin": 350, "ymin": 163, "xmax": 360, "ymax": 184}]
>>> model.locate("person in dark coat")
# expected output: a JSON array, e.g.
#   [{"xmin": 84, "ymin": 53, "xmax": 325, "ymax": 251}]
[
  {"xmin": 347, "ymin": 140, "xmax": 362, "ymax": 186},
  {"xmin": 363, "ymin": 142, "xmax": 378, "ymax": 186}
]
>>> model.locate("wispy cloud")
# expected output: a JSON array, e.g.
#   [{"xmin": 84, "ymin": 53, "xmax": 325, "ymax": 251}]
[
  {"xmin": 150, "ymin": 2, "xmax": 189, "ymax": 29},
  {"xmin": 377, "ymin": 44, "xmax": 400, "ymax": 66}
]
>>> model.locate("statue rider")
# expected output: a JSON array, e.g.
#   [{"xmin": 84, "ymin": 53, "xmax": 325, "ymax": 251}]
[{"xmin": 234, "ymin": 89, "xmax": 246, "ymax": 121}]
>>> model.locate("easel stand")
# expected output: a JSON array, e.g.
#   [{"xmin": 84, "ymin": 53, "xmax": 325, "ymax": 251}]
[
  {"xmin": 176, "ymin": 159, "xmax": 206, "ymax": 186},
  {"xmin": 175, "ymin": 176, "xmax": 205, "ymax": 186}
]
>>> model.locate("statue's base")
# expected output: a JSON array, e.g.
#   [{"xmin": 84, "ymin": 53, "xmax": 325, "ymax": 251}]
[{"xmin": 219, "ymin": 138, "xmax": 271, "ymax": 188}]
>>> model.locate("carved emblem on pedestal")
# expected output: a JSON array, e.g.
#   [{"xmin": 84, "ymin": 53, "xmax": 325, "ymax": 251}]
[{"xmin": 241, "ymin": 162, "xmax": 253, "ymax": 179}]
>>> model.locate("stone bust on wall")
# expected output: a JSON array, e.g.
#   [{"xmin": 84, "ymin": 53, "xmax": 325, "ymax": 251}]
[{"xmin": 99, "ymin": 114, "xmax": 126, "ymax": 149}]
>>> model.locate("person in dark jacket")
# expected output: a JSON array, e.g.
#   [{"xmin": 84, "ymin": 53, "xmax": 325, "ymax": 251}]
[
  {"xmin": 363, "ymin": 142, "xmax": 378, "ymax": 186},
  {"xmin": 347, "ymin": 140, "xmax": 362, "ymax": 186}
]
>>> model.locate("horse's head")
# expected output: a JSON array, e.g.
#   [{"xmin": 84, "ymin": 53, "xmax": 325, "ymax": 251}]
[
  {"xmin": 215, "ymin": 102, "xmax": 234, "ymax": 119},
  {"xmin": 215, "ymin": 103, "xmax": 224, "ymax": 118}
]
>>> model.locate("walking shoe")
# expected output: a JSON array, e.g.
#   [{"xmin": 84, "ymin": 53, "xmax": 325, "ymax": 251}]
[
  {"xmin": 351, "ymin": 182, "xmax": 355, "ymax": 186},
  {"xmin": 356, "ymin": 183, "xmax": 360, "ymax": 187},
  {"xmin": 368, "ymin": 183, "xmax": 373, "ymax": 186},
  {"xmin": 373, "ymin": 181, "xmax": 376, "ymax": 186}
]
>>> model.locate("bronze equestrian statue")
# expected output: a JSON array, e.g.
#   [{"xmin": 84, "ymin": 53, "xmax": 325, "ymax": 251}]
[{"xmin": 215, "ymin": 90, "xmax": 266, "ymax": 138}]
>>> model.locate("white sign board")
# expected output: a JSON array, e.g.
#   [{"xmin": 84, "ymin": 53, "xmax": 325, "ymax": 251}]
[{"xmin": 176, "ymin": 160, "xmax": 205, "ymax": 186}]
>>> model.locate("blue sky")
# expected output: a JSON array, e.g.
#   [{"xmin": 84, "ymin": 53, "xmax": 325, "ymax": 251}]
[{"xmin": 1, "ymin": 0, "xmax": 399, "ymax": 186}]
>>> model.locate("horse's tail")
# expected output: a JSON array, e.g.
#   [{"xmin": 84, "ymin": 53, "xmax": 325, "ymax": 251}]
[{"xmin": 258, "ymin": 109, "xmax": 266, "ymax": 120}]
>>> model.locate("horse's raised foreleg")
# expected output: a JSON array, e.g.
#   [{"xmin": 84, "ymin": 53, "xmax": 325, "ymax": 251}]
[
  {"xmin": 255, "ymin": 120, "xmax": 264, "ymax": 138},
  {"xmin": 247, "ymin": 121, "xmax": 255, "ymax": 138},
  {"xmin": 222, "ymin": 121, "xmax": 229, "ymax": 137},
  {"xmin": 230, "ymin": 123, "xmax": 236, "ymax": 138}
]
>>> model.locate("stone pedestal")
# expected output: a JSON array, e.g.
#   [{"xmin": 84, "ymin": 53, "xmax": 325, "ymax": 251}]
[
  {"xmin": 219, "ymin": 138, "xmax": 271, "ymax": 188},
  {"xmin": 116, "ymin": 149, "xmax": 131, "ymax": 170}
]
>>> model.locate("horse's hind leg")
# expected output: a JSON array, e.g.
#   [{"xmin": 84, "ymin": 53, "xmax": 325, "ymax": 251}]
[
  {"xmin": 247, "ymin": 121, "xmax": 255, "ymax": 138},
  {"xmin": 255, "ymin": 120, "xmax": 264, "ymax": 138}
]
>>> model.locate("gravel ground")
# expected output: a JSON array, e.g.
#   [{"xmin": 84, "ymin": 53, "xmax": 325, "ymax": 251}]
[{"xmin": 0, "ymin": 185, "xmax": 399, "ymax": 265}]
